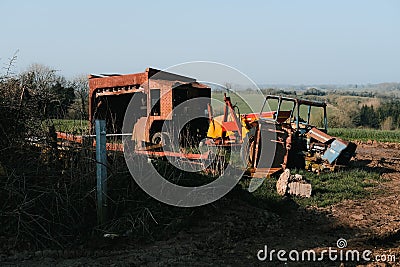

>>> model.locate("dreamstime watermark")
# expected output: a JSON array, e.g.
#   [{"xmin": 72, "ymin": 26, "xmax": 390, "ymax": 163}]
[
  {"xmin": 257, "ymin": 238, "xmax": 396, "ymax": 263},
  {"xmin": 122, "ymin": 62, "xmax": 272, "ymax": 207}
]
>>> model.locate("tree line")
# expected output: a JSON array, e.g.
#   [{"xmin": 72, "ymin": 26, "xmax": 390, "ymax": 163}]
[{"xmin": 352, "ymin": 101, "xmax": 400, "ymax": 130}]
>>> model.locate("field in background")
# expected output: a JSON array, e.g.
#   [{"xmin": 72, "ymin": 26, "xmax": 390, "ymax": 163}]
[{"xmin": 329, "ymin": 128, "xmax": 400, "ymax": 143}]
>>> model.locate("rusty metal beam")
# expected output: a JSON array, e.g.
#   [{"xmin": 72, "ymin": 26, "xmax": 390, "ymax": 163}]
[{"xmin": 95, "ymin": 88, "xmax": 144, "ymax": 97}]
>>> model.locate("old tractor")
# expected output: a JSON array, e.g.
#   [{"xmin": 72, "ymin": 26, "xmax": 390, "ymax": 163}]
[{"xmin": 204, "ymin": 94, "xmax": 357, "ymax": 195}]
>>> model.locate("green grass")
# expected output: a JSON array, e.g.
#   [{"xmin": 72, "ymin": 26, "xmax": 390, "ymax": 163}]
[
  {"xmin": 243, "ymin": 169, "xmax": 382, "ymax": 209},
  {"xmin": 211, "ymin": 92, "xmax": 265, "ymax": 114},
  {"xmin": 329, "ymin": 128, "xmax": 400, "ymax": 143},
  {"xmin": 292, "ymin": 169, "xmax": 381, "ymax": 207},
  {"xmin": 52, "ymin": 119, "xmax": 89, "ymax": 134}
]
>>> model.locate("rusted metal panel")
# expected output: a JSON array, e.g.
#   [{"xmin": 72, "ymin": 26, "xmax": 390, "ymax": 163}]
[
  {"xmin": 95, "ymin": 88, "xmax": 144, "ymax": 97},
  {"xmin": 89, "ymin": 72, "xmax": 148, "ymax": 93},
  {"xmin": 147, "ymin": 67, "xmax": 195, "ymax": 82},
  {"xmin": 307, "ymin": 127, "xmax": 334, "ymax": 143},
  {"xmin": 222, "ymin": 121, "xmax": 241, "ymax": 132}
]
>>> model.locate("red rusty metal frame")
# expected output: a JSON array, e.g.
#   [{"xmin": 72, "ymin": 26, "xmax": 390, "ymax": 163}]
[
  {"xmin": 58, "ymin": 131, "xmax": 284, "ymax": 179},
  {"xmin": 57, "ymin": 132, "xmax": 83, "ymax": 143},
  {"xmin": 88, "ymin": 68, "xmax": 198, "ymax": 123},
  {"xmin": 88, "ymin": 71, "xmax": 149, "ymax": 125},
  {"xmin": 221, "ymin": 93, "xmax": 242, "ymax": 138},
  {"xmin": 56, "ymin": 132, "xmax": 209, "ymax": 160},
  {"xmin": 135, "ymin": 149, "xmax": 209, "ymax": 160},
  {"xmin": 88, "ymin": 68, "xmax": 211, "ymax": 146}
]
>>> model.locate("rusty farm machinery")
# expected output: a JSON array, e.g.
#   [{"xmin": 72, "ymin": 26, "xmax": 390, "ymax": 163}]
[
  {"xmin": 203, "ymin": 93, "xmax": 357, "ymax": 195},
  {"xmin": 60, "ymin": 68, "xmax": 357, "ymax": 197}
]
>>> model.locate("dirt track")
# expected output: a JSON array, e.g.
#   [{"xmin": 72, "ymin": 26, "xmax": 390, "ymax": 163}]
[{"xmin": 4, "ymin": 143, "xmax": 400, "ymax": 266}]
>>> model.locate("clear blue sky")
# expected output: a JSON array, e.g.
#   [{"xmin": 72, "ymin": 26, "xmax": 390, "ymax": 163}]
[{"xmin": 1, "ymin": 0, "xmax": 399, "ymax": 84}]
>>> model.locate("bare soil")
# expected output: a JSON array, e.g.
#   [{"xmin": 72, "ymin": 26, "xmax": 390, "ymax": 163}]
[{"xmin": 3, "ymin": 143, "xmax": 400, "ymax": 267}]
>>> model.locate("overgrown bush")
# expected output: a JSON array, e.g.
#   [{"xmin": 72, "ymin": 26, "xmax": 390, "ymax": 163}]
[{"xmin": 0, "ymin": 57, "xmax": 97, "ymax": 249}]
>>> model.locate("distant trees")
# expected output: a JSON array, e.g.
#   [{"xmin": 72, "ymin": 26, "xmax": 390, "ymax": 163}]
[
  {"xmin": 261, "ymin": 88, "xmax": 297, "ymax": 96},
  {"xmin": 48, "ymin": 81, "xmax": 75, "ymax": 118},
  {"xmin": 377, "ymin": 101, "xmax": 400, "ymax": 130},
  {"xmin": 67, "ymin": 75, "xmax": 89, "ymax": 119},
  {"xmin": 352, "ymin": 101, "xmax": 400, "ymax": 129},
  {"xmin": 352, "ymin": 105, "xmax": 379, "ymax": 128},
  {"xmin": 334, "ymin": 91, "xmax": 375, "ymax": 97},
  {"xmin": 304, "ymin": 87, "xmax": 326, "ymax": 96}
]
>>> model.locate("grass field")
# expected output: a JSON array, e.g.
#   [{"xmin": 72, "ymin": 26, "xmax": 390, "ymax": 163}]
[
  {"xmin": 244, "ymin": 168, "xmax": 382, "ymax": 209},
  {"xmin": 329, "ymin": 128, "xmax": 400, "ymax": 143}
]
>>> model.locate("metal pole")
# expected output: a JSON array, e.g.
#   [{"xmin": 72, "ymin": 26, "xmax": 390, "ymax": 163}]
[
  {"xmin": 307, "ymin": 105, "xmax": 311, "ymax": 125},
  {"xmin": 324, "ymin": 106, "xmax": 328, "ymax": 132},
  {"xmin": 95, "ymin": 120, "xmax": 107, "ymax": 225}
]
